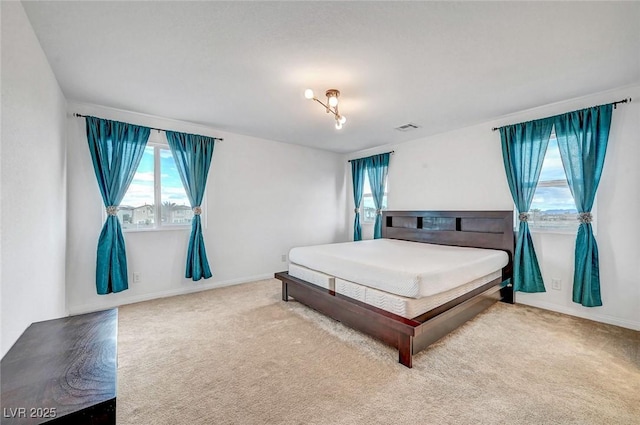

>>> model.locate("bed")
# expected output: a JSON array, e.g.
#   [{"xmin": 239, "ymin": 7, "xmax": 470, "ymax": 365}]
[{"xmin": 275, "ymin": 210, "xmax": 514, "ymax": 368}]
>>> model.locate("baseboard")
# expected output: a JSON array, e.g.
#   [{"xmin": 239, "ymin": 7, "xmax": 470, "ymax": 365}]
[
  {"xmin": 68, "ymin": 273, "xmax": 274, "ymax": 315},
  {"xmin": 517, "ymin": 299, "xmax": 640, "ymax": 331}
]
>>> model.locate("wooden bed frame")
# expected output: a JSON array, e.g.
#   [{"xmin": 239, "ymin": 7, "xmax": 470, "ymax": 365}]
[{"xmin": 275, "ymin": 210, "xmax": 514, "ymax": 368}]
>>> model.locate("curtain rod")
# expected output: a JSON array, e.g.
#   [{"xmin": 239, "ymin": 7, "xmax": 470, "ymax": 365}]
[
  {"xmin": 347, "ymin": 151, "xmax": 395, "ymax": 163},
  {"xmin": 73, "ymin": 113, "xmax": 224, "ymax": 141},
  {"xmin": 491, "ymin": 97, "xmax": 632, "ymax": 132}
]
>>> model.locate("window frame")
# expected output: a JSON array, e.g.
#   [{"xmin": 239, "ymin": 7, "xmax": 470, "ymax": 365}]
[
  {"xmin": 106, "ymin": 135, "xmax": 205, "ymax": 233},
  {"xmin": 361, "ymin": 172, "xmax": 388, "ymax": 224},
  {"xmin": 516, "ymin": 135, "xmax": 597, "ymax": 235}
]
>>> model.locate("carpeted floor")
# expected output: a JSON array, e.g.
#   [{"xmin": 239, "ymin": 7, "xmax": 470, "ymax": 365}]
[{"xmin": 117, "ymin": 279, "xmax": 640, "ymax": 425}]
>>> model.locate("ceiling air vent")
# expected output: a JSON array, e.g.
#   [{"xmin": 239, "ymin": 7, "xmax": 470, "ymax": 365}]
[{"xmin": 394, "ymin": 123, "xmax": 421, "ymax": 132}]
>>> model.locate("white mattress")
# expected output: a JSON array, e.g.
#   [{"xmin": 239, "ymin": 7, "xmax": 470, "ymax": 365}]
[
  {"xmin": 335, "ymin": 271, "xmax": 501, "ymax": 319},
  {"xmin": 335, "ymin": 278, "xmax": 366, "ymax": 302},
  {"xmin": 288, "ymin": 263, "xmax": 335, "ymax": 291},
  {"xmin": 288, "ymin": 239, "xmax": 508, "ymax": 299}
]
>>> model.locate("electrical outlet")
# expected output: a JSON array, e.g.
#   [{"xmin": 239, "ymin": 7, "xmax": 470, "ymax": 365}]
[
  {"xmin": 133, "ymin": 272, "xmax": 141, "ymax": 283},
  {"xmin": 551, "ymin": 278, "xmax": 561, "ymax": 290},
  {"xmin": 281, "ymin": 254, "xmax": 287, "ymax": 262}
]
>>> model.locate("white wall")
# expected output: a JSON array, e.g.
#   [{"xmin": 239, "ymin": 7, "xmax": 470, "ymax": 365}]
[
  {"xmin": 66, "ymin": 102, "xmax": 347, "ymax": 314},
  {"xmin": 345, "ymin": 85, "xmax": 640, "ymax": 330},
  {"xmin": 1, "ymin": 2, "xmax": 68, "ymax": 357}
]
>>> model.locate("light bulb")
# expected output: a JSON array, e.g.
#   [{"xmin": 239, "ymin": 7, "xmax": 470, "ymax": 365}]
[
  {"xmin": 328, "ymin": 96, "xmax": 338, "ymax": 107},
  {"xmin": 335, "ymin": 121, "xmax": 343, "ymax": 130},
  {"xmin": 339, "ymin": 115, "xmax": 347, "ymax": 124},
  {"xmin": 304, "ymin": 89, "xmax": 314, "ymax": 99}
]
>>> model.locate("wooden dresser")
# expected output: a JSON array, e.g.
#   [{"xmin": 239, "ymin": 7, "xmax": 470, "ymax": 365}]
[{"xmin": 1, "ymin": 309, "xmax": 117, "ymax": 424}]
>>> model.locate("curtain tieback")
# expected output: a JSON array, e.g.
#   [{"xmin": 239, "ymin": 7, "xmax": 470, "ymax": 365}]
[
  {"xmin": 577, "ymin": 212, "xmax": 592, "ymax": 224},
  {"xmin": 376, "ymin": 209, "xmax": 382, "ymax": 215},
  {"xmin": 518, "ymin": 212, "xmax": 530, "ymax": 222},
  {"xmin": 192, "ymin": 206, "xmax": 202, "ymax": 216},
  {"xmin": 354, "ymin": 208, "xmax": 360, "ymax": 214},
  {"xmin": 106, "ymin": 206, "xmax": 118, "ymax": 216}
]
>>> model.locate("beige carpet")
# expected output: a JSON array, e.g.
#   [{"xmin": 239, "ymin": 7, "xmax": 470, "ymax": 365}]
[{"xmin": 117, "ymin": 279, "xmax": 640, "ymax": 425}]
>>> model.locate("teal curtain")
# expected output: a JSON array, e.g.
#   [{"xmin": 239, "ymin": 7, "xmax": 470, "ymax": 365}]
[
  {"xmin": 351, "ymin": 158, "xmax": 366, "ymax": 241},
  {"xmin": 365, "ymin": 153, "xmax": 390, "ymax": 239},
  {"xmin": 166, "ymin": 131, "xmax": 216, "ymax": 281},
  {"xmin": 85, "ymin": 116, "xmax": 150, "ymax": 294},
  {"xmin": 554, "ymin": 105, "xmax": 612, "ymax": 307},
  {"xmin": 500, "ymin": 118, "xmax": 553, "ymax": 293}
]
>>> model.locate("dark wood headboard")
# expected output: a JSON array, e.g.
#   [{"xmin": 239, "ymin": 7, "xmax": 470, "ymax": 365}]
[{"xmin": 381, "ymin": 210, "xmax": 514, "ymax": 278}]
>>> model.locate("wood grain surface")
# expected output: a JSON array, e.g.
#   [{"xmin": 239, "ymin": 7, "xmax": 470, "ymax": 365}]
[{"xmin": 1, "ymin": 309, "xmax": 117, "ymax": 425}]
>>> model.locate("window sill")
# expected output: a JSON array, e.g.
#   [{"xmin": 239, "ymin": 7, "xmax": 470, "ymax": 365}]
[
  {"xmin": 525, "ymin": 229, "xmax": 577, "ymax": 235},
  {"xmin": 122, "ymin": 226, "xmax": 192, "ymax": 233},
  {"xmin": 516, "ymin": 228, "xmax": 597, "ymax": 236}
]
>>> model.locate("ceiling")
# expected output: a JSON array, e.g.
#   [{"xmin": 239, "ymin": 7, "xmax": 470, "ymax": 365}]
[{"xmin": 22, "ymin": 1, "xmax": 640, "ymax": 154}]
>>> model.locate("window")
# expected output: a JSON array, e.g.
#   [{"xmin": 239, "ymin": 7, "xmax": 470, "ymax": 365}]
[
  {"xmin": 362, "ymin": 173, "xmax": 388, "ymax": 223},
  {"xmin": 525, "ymin": 136, "xmax": 589, "ymax": 233},
  {"xmin": 117, "ymin": 136, "xmax": 195, "ymax": 231}
]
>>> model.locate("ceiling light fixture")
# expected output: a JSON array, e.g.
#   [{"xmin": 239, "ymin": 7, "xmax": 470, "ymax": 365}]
[{"xmin": 304, "ymin": 88, "xmax": 347, "ymax": 130}]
